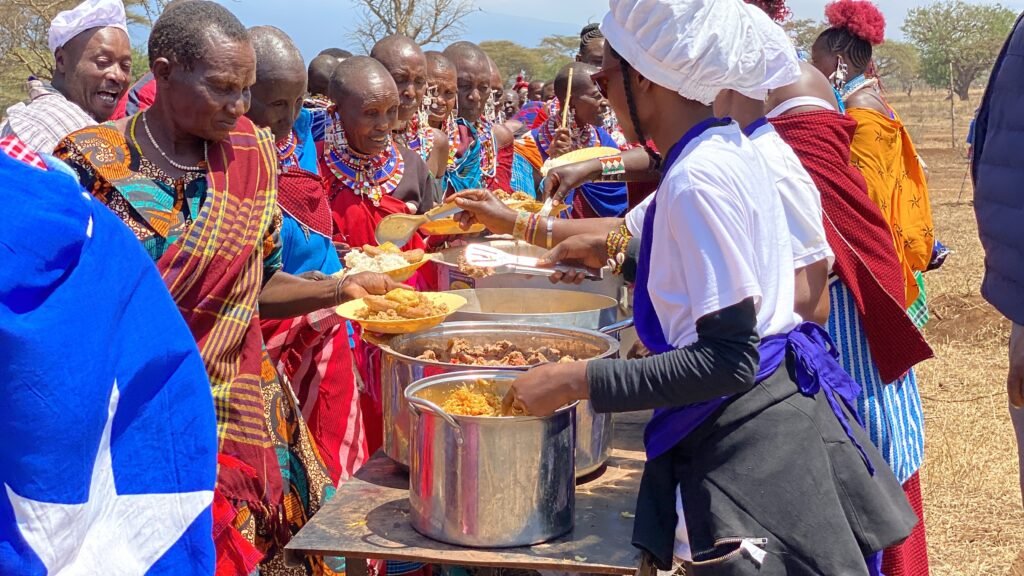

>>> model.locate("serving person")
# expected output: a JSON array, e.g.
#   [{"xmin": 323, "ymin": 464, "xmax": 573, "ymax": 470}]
[
  {"xmin": 500, "ymin": 0, "xmax": 916, "ymax": 571},
  {"xmin": 247, "ymin": 25, "xmax": 368, "ymax": 485},
  {"xmin": 53, "ymin": 3, "xmax": 401, "ymax": 572},
  {"xmin": 2, "ymin": 0, "xmax": 132, "ymax": 152}
]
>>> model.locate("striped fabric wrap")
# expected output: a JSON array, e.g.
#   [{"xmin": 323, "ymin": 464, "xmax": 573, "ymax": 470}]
[
  {"xmin": 57, "ymin": 118, "xmax": 339, "ymax": 574},
  {"xmin": 907, "ymin": 271, "xmax": 930, "ymax": 329},
  {"xmin": 827, "ymin": 279, "xmax": 925, "ymax": 484}
]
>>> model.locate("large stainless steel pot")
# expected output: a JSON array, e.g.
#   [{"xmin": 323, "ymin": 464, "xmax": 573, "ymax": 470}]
[
  {"xmin": 406, "ymin": 371, "xmax": 576, "ymax": 547},
  {"xmin": 380, "ymin": 322, "xmax": 622, "ymax": 476},
  {"xmin": 446, "ymin": 288, "xmax": 619, "ymax": 330},
  {"xmin": 435, "ymin": 239, "xmax": 630, "ymax": 314}
]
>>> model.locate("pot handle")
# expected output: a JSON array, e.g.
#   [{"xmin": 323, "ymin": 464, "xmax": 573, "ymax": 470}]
[
  {"xmin": 407, "ymin": 396, "xmax": 465, "ymax": 445},
  {"xmin": 600, "ymin": 317, "xmax": 634, "ymax": 336}
]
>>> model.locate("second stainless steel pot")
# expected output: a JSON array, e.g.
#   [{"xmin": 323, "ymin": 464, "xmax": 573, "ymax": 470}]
[{"xmin": 379, "ymin": 322, "xmax": 622, "ymax": 476}]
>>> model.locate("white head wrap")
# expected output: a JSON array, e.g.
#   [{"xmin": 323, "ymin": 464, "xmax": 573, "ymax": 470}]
[
  {"xmin": 600, "ymin": 0, "xmax": 801, "ymax": 105},
  {"xmin": 48, "ymin": 0, "xmax": 128, "ymax": 54}
]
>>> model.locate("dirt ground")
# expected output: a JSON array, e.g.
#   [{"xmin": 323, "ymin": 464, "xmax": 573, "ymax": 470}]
[{"xmin": 885, "ymin": 89, "xmax": 1024, "ymax": 575}]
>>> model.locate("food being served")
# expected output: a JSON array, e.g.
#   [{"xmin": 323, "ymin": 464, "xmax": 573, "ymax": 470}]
[
  {"xmin": 357, "ymin": 289, "xmax": 450, "ymax": 321},
  {"xmin": 417, "ymin": 338, "xmax": 577, "ymax": 366},
  {"xmin": 344, "ymin": 243, "xmax": 426, "ymax": 274},
  {"xmin": 494, "ymin": 189, "xmax": 534, "ymax": 204},
  {"xmin": 438, "ymin": 380, "xmax": 527, "ymax": 417},
  {"xmin": 457, "ymin": 253, "xmax": 494, "ymax": 279}
]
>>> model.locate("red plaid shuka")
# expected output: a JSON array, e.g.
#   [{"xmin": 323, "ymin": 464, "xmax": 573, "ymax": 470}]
[
  {"xmin": 770, "ymin": 111, "xmax": 933, "ymax": 382},
  {"xmin": 0, "ymin": 135, "xmax": 47, "ymax": 170}
]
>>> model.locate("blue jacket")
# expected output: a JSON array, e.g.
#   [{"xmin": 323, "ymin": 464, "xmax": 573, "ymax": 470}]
[{"xmin": 973, "ymin": 12, "xmax": 1024, "ymax": 325}]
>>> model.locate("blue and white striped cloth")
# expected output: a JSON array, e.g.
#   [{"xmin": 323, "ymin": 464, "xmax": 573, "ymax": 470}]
[{"xmin": 826, "ymin": 278, "xmax": 926, "ymax": 484}]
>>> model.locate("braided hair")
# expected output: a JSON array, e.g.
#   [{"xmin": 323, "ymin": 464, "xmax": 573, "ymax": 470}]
[
  {"xmin": 817, "ymin": 0, "xmax": 885, "ymax": 71},
  {"xmin": 610, "ymin": 47, "xmax": 661, "ymax": 169},
  {"xmin": 579, "ymin": 23, "xmax": 603, "ymax": 55}
]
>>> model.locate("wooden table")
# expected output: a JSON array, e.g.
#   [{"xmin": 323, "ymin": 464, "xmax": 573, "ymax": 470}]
[{"xmin": 287, "ymin": 412, "xmax": 650, "ymax": 575}]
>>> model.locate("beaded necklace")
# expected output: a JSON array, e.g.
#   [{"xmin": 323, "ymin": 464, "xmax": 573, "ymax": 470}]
[
  {"xmin": 536, "ymin": 101, "xmax": 598, "ymax": 156},
  {"xmin": 323, "ymin": 112, "xmax": 405, "ymax": 206},
  {"xmin": 474, "ymin": 118, "xmax": 497, "ymax": 178},
  {"xmin": 839, "ymin": 74, "xmax": 878, "ymax": 102},
  {"xmin": 441, "ymin": 113, "xmax": 460, "ymax": 169},
  {"xmin": 276, "ymin": 131, "xmax": 298, "ymax": 172},
  {"xmin": 404, "ymin": 111, "xmax": 433, "ymax": 163}
]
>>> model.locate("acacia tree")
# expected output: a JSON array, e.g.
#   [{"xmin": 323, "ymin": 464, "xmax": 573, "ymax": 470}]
[
  {"xmin": 784, "ymin": 18, "xmax": 826, "ymax": 51},
  {"xmin": 353, "ymin": 0, "xmax": 477, "ymax": 51},
  {"xmin": 873, "ymin": 41, "xmax": 922, "ymax": 97},
  {"xmin": 902, "ymin": 0, "xmax": 1016, "ymax": 100}
]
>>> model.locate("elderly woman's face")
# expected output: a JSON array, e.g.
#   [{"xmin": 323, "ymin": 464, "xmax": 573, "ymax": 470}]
[
  {"xmin": 338, "ymin": 74, "xmax": 400, "ymax": 156},
  {"xmin": 165, "ymin": 35, "xmax": 256, "ymax": 143},
  {"xmin": 427, "ymin": 66, "xmax": 457, "ymax": 126}
]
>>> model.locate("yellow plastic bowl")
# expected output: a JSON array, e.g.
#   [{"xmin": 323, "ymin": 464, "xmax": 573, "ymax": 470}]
[
  {"xmin": 383, "ymin": 255, "xmax": 434, "ymax": 282},
  {"xmin": 336, "ymin": 292, "xmax": 468, "ymax": 335}
]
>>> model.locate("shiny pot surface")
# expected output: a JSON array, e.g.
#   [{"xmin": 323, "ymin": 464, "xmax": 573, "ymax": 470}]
[
  {"xmin": 380, "ymin": 322, "xmax": 621, "ymax": 476},
  {"xmin": 445, "ymin": 288, "xmax": 619, "ymax": 330},
  {"xmin": 406, "ymin": 371, "xmax": 576, "ymax": 548}
]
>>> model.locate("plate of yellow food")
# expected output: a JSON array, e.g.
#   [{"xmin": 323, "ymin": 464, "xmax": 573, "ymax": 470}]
[
  {"xmin": 493, "ymin": 189, "xmax": 569, "ymax": 214},
  {"xmin": 344, "ymin": 243, "xmax": 433, "ymax": 282},
  {"xmin": 336, "ymin": 288, "xmax": 467, "ymax": 334},
  {"xmin": 539, "ymin": 146, "xmax": 621, "ymax": 177},
  {"xmin": 415, "ymin": 201, "xmax": 486, "ymax": 237}
]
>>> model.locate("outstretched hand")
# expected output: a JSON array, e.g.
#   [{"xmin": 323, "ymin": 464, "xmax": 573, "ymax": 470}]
[
  {"xmin": 450, "ymin": 189, "xmax": 517, "ymax": 234},
  {"xmin": 339, "ymin": 272, "xmax": 407, "ymax": 301},
  {"xmin": 537, "ymin": 233, "xmax": 608, "ymax": 284}
]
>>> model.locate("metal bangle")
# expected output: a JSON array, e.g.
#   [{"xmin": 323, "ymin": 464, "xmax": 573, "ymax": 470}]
[{"xmin": 545, "ymin": 216, "xmax": 554, "ymax": 249}]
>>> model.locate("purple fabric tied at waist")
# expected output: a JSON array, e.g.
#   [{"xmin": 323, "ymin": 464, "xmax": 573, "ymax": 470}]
[
  {"xmin": 642, "ymin": 323, "xmax": 875, "ymax": 476},
  {"xmin": 631, "ymin": 117, "xmax": 873, "ymax": 473}
]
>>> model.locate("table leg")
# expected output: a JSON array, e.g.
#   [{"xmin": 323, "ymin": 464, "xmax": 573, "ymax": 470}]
[{"xmin": 347, "ymin": 557, "xmax": 369, "ymax": 576}]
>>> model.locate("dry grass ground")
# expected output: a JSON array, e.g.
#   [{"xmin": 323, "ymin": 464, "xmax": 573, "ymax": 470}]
[{"xmin": 885, "ymin": 89, "xmax": 1024, "ymax": 575}]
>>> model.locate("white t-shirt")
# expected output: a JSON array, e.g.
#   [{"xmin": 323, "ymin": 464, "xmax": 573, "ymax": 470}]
[
  {"xmin": 625, "ymin": 122, "xmax": 801, "ymax": 563},
  {"xmin": 625, "ymin": 121, "xmax": 800, "ymax": 348},
  {"xmin": 747, "ymin": 122, "xmax": 834, "ymax": 270}
]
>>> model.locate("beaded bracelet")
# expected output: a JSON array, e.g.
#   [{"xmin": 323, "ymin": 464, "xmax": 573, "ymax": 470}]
[
  {"xmin": 600, "ymin": 155, "xmax": 626, "ymax": 177},
  {"xmin": 605, "ymin": 224, "xmax": 632, "ymax": 275},
  {"xmin": 512, "ymin": 210, "xmax": 531, "ymax": 241}
]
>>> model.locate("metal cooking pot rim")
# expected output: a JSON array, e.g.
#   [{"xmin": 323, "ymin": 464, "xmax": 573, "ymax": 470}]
[
  {"xmin": 378, "ymin": 321, "xmax": 621, "ymax": 368},
  {"xmin": 404, "ymin": 369, "xmax": 579, "ymax": 422}
]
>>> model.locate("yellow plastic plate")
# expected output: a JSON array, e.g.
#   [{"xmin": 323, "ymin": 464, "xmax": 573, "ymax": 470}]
[
  {"xmin": 508, "ymin": 200, "xmax": 571, "ymax": 214},
  {"xmin": 419, "ymin": 219, "xmax": 487, "ymax": 236},
  {"xmin": 540, "ymin": 146, "xmax": 622, "ymax": 177},
  {"xmin": 380, "ymin": 255, "xmax": 433, "ymax": 282},
  {"xmin": 336, "ymin": 292, "xmax": 468, "ymax": 335}
]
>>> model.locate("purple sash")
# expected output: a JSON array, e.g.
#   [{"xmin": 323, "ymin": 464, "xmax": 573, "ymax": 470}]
[{"xmin": 635, "ymin": 118, "xmax": 874, "ymax": 475}]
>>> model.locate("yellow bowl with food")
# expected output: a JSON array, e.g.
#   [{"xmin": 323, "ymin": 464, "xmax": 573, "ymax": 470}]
[
  {"xmin": 344, "ymin": 244, "xmax": 434, "ymax": 282},
  {"xmin": 508, "ymin": 200, "xmax": 570, "ymax": 214},
  {"xmin": 336, "ymin": 289, "xmax": 467, "ymax": 334}
]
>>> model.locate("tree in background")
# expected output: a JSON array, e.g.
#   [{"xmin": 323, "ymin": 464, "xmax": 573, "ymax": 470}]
[
  {"xmin": 902, "ymin": 0, "xmax": 1016, "ymax": 100},
  {"xmin": 353, "ymin": 0, "xmax": 477, "ymax": 51},
  {"xmin": 785, "ymin": 18, "xmax": 826, "ymax": 51},
  {"xmin": 0, "ymin": 0, "xmax": 150, "ymax": 80},
  {"xmin": 873, "ymin": 41, "xmax": 922, "ymax": 97},
  {"xmin": 480, "ymin": 38, "xmax": 573, "ymax": 86}
]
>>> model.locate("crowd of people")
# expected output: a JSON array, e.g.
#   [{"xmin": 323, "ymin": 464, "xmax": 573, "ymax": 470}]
[{"xmin": 3, "ymin": 0, "xmax": 1022, "ymax": 573}]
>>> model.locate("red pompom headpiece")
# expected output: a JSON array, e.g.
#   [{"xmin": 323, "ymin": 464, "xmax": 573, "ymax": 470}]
[
  {"xmin": 825, "ymin": 0, "xmax": 886, "ymax": 46},
  {"xmin": 744, "ymin": 0, "xmax": 791, "ymax": 23}
]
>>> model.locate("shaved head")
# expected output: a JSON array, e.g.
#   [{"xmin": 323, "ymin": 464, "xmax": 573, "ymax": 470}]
[
  {"xmin": 528, "ymin": 80, "xmax": 544, "ymax": 101},
  {"xmin": 319, "ymin": 47, "xmax": 352, "ymax": 58},
  {"xmin": 329, "ymin": 55, "xmax": 396, "ymax": 105},
  {"xmin": 371, "ymin": 34, "xmax": 423, "ymax": 66},
  {"xmin": 554, "ymin": 62, "xmax": 598, "ymax": 103},
  {"xmin": 250, "ymin": 26, "xmax": 304, "ymax": 80},
  {"xmin": 443, "ymin": 41, "xmax": 487, "ymax": 69},
  {"xmin": 425, "ymin": 50, "xmax": 454, "ymax": 76},
  {"xmin": 486, "ymin": 54, "xmax": 503, "ymax": 91},
  {"xmin": 308, "ymin": 54, "xmax": 341, "ymax": 96},
  {"xmin": 444, "ymin": 41, "xmax": 491, "ymax": 121}
]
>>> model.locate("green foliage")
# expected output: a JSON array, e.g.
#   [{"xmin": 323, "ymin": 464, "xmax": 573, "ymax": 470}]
[
  {"xmin": 873, "ymin": 41, "xmax": 922, "ymax": 96},
  {"xmin": 131, "ymin": 46, "xmax": 149, "ymax": 82},
  {"xmin": 480, "ymin": 39, "xmax": 572, "ymax": 86},
  {"xmin": 902, "ymin": 0, "xmax": 1017, "ymax": 100},
  {"xmin": 785, "ymin": 18, "xmax": 826, "ymax": 51}
]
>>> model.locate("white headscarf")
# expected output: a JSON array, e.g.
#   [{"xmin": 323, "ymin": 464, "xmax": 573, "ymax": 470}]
[
  {"xmin": 600, "ymin": 0, "xmax": 800, "ymax": 105},
  {"xmin": 48, "ymin": 0, "xmax": 128, "ymax": 54}
]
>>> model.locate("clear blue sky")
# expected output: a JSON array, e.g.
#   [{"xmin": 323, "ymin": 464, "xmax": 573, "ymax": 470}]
[{"xmin": 204, "ymin": 0, "xmax": 1024, "ymax": 60}]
